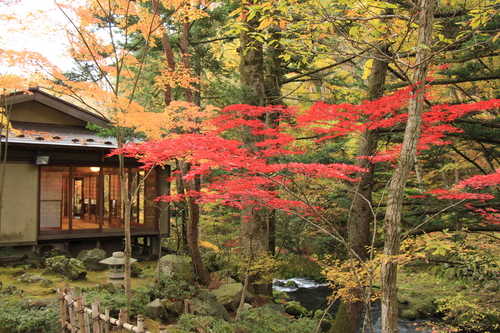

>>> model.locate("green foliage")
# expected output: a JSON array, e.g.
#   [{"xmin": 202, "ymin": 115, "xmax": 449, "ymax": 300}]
[
  {"xmin": 176, "ymin": 314, "xmax": 234, "ymax": 333},
  {"xmin": 436, "ymin": 292, "xmax": 500, "ymax": 332},
  {"xmin": 275, "ymin": 254, "xmax": 323, "ymax": 281},
  {"xmin": 229, "ymin": 252, "xmax": 278, "ymax": 285},
  {"xmin": 136, "ymin": 272, "xmax": 196, "ymax": 301},
  {"xmin": 175, "ymin": 307, "xmax": 320, "ymax": 333},
  {"xmin": 235, "ymin": 307, "xmax": 318, "ymax": 333},
  {"xmin": 84, "ymin": 284, "xmax": 155, "ymax": 319},
  {"xmin": 0, "ymin": 246, "xmax": 13, "ymax": 258},
  {"xmin": 398, "ymin": 267, "xmax": 500, "ymax": 332},
  {"xmin": 0, "ymin": 295, "xmax": 59, "ymax": 333},
  {"xmin": 85, "ymin": 123, "xmax": 145, "ymax": 142},
  {"xmin": 83, "ymin": 288, "xmax": 129, "ymax": 317}
]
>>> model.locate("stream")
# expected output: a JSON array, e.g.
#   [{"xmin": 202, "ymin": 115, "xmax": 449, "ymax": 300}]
[{"xmin": 273, "ymin": 278, "xmax": 433, "ymax": 333}]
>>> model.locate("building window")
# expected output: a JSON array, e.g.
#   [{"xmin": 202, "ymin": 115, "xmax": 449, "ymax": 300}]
[{"xmin": 39, "ymin": 165, "xmax": 157, "ymax": 232}]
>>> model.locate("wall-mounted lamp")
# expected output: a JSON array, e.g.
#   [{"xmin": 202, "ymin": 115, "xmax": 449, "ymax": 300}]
[
  {"xmin": 90, "ymin": 166, "xmax": 101, "ymax": 172},
  {"xmin": 35, "ymin": 156, "xmax": 50, "ymax": 166}
]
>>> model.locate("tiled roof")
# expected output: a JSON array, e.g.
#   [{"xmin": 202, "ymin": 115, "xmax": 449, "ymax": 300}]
[{"xmin": 5, "ymin": 122, "xmax": 117, "ymax": 149}]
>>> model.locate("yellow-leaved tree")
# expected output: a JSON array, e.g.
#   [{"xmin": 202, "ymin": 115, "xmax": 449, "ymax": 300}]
[{"xmin": 0, "ymin": 0, "xmax": 215, "ymax": 301}]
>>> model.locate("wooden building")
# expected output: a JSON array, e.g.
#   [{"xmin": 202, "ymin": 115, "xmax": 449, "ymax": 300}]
[{"xmin": 0, "ymin": 88, "xmax": 169, "ymax": 257}]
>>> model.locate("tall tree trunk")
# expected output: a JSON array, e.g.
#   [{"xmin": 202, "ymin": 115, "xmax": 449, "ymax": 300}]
[
  {"xmin": 154, "ymin": 0, "xmax": 209, "ymax": 285},
  {"xmin": 330, "ymin": 46, "xmax": 390, "ymax": 333},
  {"xmin": 179, "ymin": 159, "xmax": 210, "ymax": 285},
  {"xmin": 239, "ymin": 3, "xmax": 265, "ymax": 107},
  {"xmin": 380, "ymin": 0, "xmax": 434, "ymax": 331},
  {"xmin": 238, "ymin": 1, "xmax": 284, "ymax": 296}
]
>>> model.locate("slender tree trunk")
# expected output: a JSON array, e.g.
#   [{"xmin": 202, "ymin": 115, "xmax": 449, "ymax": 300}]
[
  {"xmin": 117, "ymin": 129, "xmax": 133, "ymax": 303},
  {"xmin": 330, "ymin": 46, "xmax": 390, "ymax": 333},
  {"xmin": 380, "ymin": 1, "xmax": 434, "ymax": 331},
  {"xmin": 175, "ymin": 168, "xmax": 189, "ymax": 251}
]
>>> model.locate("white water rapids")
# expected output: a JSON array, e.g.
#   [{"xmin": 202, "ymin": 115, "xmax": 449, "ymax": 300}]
[{"xmin": 272, "ymin": 278, "xmax": 434, "ymax": 333}]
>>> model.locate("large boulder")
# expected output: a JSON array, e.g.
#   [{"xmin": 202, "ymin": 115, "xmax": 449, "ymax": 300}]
[
  {"xmin": 76, "ymin": 249, "xmax": 108, "ymax": 271},
  {"xmin": 210, "ymin": 282, "xmax": 255, "ymax": 312},
  {"xmin": 163, "ymin": 300, "xmax": 185, "ymax": 317},
  {"xmin": 146, "ymin": 298, "xmax": 169, "ymax": 321},
  {"xmin": 157, "ymin": 255, "xmax": 194, "ymax": 283},
  {"xmin": 44, "ymin": 256, "xmax": 87, "ymax": 280},
  {"xmin": 190, "ymin": 289, "xmax": 231, "ymax": 321}
]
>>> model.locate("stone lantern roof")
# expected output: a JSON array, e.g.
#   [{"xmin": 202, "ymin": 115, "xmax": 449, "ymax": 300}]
[{"xmin": 99, "ymin": 251, "xmax": 137, "ymax": 265}]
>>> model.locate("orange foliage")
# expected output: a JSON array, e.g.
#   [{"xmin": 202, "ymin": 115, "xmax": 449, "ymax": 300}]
[
  {"xmin": 0, "ymin": 0, "xmax": 216, "ymax": 141},
  {"xmin": 114, "ymin": 101, "xmax": 218, "ymax": 140}
]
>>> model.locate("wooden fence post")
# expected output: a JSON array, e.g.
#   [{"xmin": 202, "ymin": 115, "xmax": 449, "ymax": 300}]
[
  {"xmin": 91, "ymin": 300, "xmax": 102, "ymax": 333},
  {"xmin": 59, "ymin": 288, "xmax": 69, "ymax": 332},
  {"xmin": 117, "ymin": 308, "xmax": 124, "ymax": 333},
  {"xmin": 76, "ymin": 296, "xmax": 90, "ymax": 333},
  {"xmin": 82, "ymin": 294, "xmax": 91, "ymax": 333},
  {"xmin": 136, "ymin": 315, "xmax": 144, "ymax": 333},
  {"xmin": 104, "ymin": 307, "xmax": 110, "ymax": 333},
  {"xmin": 67, "ymin": 287, "xmax": 77, "ymax": 333}
]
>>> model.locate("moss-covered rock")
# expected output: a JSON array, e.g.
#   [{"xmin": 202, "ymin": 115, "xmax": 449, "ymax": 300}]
[
  {"xmin": 190, "ymin": 289, "xmax": 231, "ymax": 321},
  {"xmin": 17, "ymin": 273, "xmax": 52, "ymax": 285},
  {"xmin": 313, "ymin": 310, "xmax": 333, "ymax": 332},
  {"xmin": 284, "ymin": 280, "xmax": 299, "ymax": 289},
  {"xmin": 284, "ymin": 301, "xmax": 309, "ymax": 318},
  {"xmin": 158, "ymin": 254, "xmax": 194, "ymax": 283},
  {"xmin": 44, "ymin": 256, "xmax": 87, "ymax": 280},
  {"xmin": 210, "ymin": 282, "xmax": 255, "ymax": 312},
  {"xmin": 146, "ymin": 298, "xmax": 169, "ymax": 321},
  {"xmin": 43, "ymin": 248, "xmax": 72, "ymax": 259},
  {"xmin": 21, "ymin": 251, "xmax": 43, "ymax": 268},
  {"xmin": 76, "ymin": 249, "xmax": 108, "ymax": 272},
  {"xmin": 164, "ymin": 299, "xmax": 184, "ymax": 317}
]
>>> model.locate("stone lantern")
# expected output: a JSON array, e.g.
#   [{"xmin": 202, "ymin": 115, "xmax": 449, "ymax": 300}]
[{"xmin": 99, "ymin": 251, "xmax": 137, "ymax": 286}]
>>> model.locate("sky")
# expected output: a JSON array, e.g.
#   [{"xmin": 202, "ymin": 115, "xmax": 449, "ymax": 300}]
[{"xmin": 0, "ymin": 0, "xmax": 75, "ymax": 73}]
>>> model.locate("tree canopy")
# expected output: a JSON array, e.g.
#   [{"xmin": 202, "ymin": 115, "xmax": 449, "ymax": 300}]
[{"xmin": 1, "ymin": 0, "xmax": 500, "ymax": 331}]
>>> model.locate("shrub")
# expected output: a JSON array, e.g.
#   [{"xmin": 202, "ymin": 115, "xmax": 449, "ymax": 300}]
[
  {"xmin": 176, "ymin": 314, "xmax": 233, "ymax": 333},
  {"xmin": 436, "ymin": 292, "xmax": 500, "ymax": 332},
  {"xmin": 0, "ymin": 295, "xmax": 59, "ymax": 333},
  {"xmin": 235, "ymin": 307, "xmax": 318, "ymax": 333},
  {"xmin": 83, "ymin": 288, "xmax": 129, "ymax": 318},
  {"xmin": 153, "ymin": 272, "xmax": 196, "ymax": 300}
]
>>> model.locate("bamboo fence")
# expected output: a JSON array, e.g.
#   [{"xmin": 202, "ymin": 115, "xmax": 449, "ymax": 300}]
[{"xmin": 58, "ymin": 285, "xmax": 170, "ymax": 333}]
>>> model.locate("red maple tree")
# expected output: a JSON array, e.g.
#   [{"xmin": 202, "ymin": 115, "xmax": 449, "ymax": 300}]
[{"xmin": 115, "ymin": 89, "xmax": 500, "ymax": 225}]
